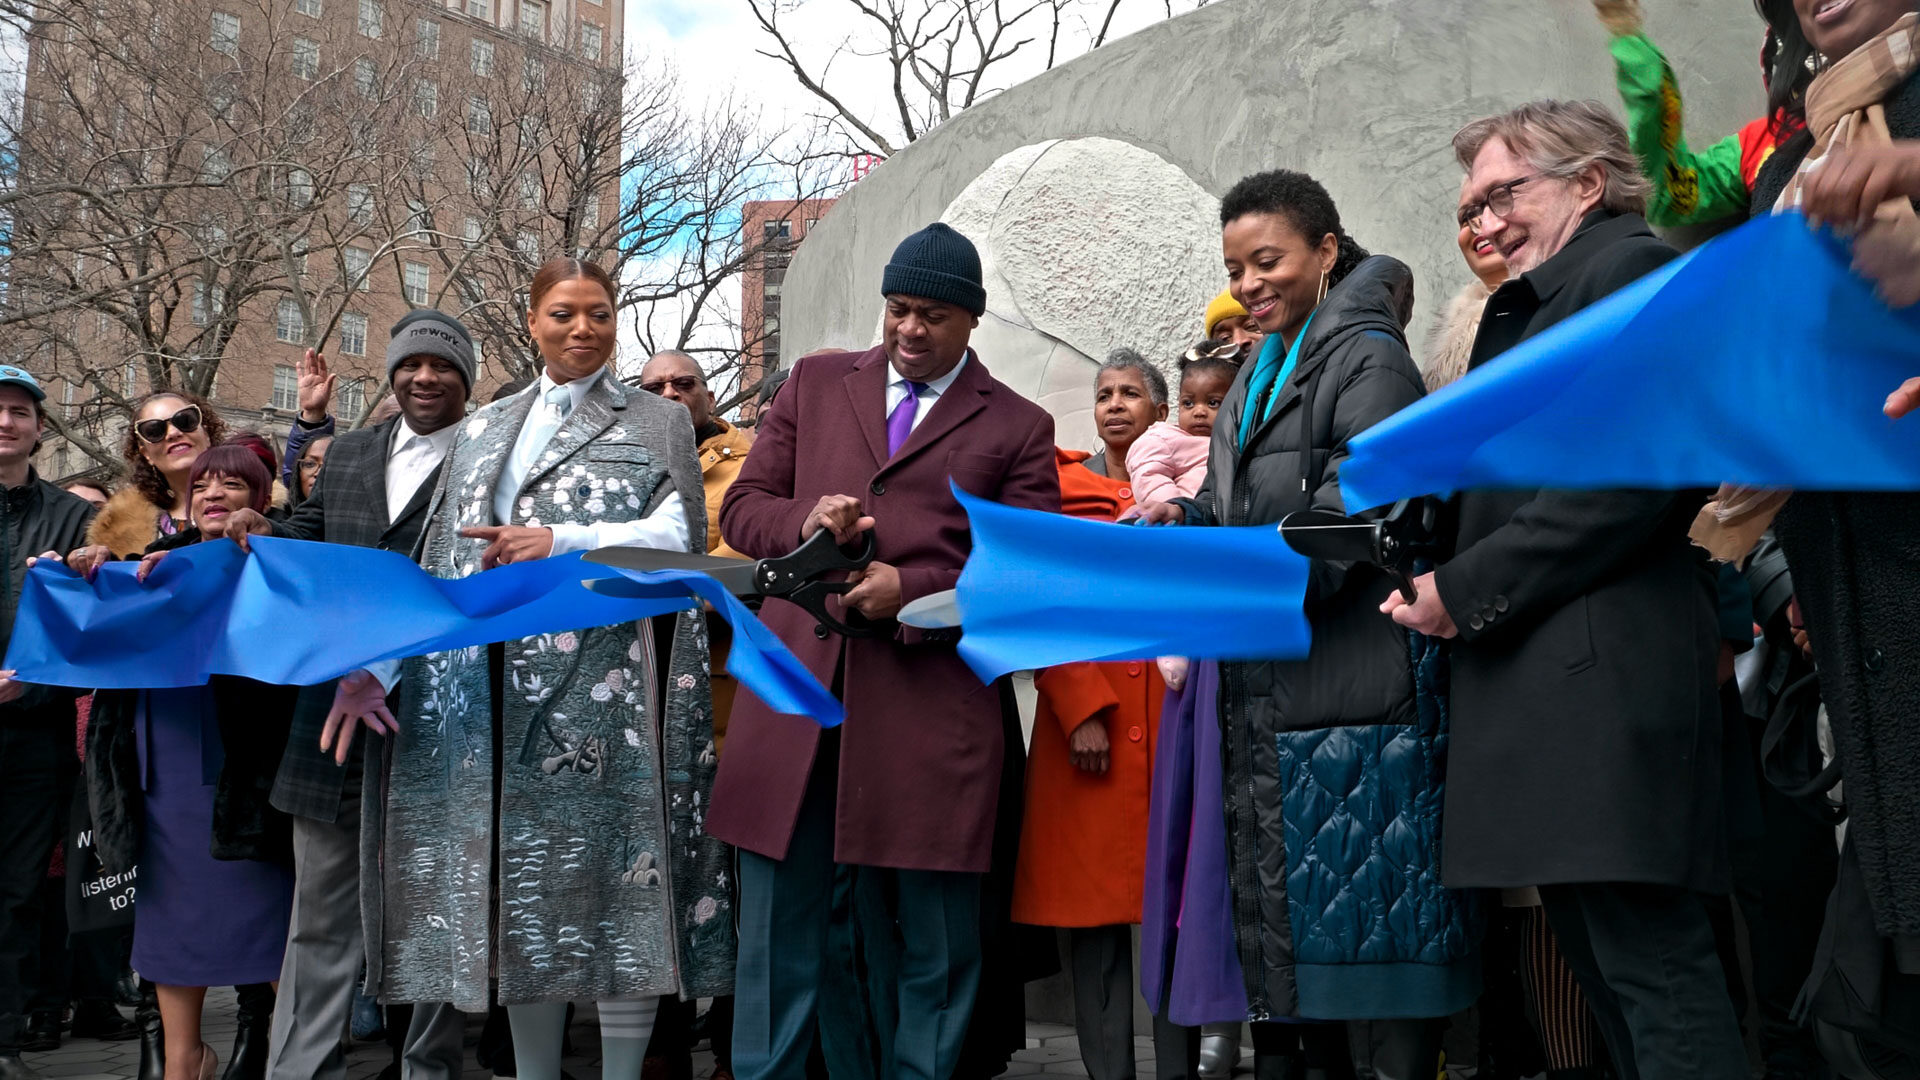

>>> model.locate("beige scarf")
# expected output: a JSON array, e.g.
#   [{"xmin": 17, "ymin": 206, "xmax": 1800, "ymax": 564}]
[{"xmin": 1689, "ymin": 13, "xmax": 1920, "ymax": 562}]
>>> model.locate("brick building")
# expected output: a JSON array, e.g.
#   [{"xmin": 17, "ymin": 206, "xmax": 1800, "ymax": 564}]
[
  {"xmin": 737, "ymin": 197, "xmax": 836, "ymax": 420},
  {"xmin": 12, "ymin": 0, "xmax": 623, "ymax": 485}
]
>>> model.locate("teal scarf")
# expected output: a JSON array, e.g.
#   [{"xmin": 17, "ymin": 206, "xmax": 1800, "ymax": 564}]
[{"xmin": 1237, "ymin": 310, "xmax": 1316, "ymax": 449}]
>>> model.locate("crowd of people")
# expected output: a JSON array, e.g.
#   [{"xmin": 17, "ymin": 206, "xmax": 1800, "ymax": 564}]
[{"xmin": 1, "ymin": 2, "xmax": 1918, "ymax": 1080}]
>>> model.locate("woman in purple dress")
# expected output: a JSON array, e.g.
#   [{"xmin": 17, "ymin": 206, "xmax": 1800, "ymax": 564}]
[{"xmin": 77, "ymin": 444, "xmax": 296, "ymax": 1080}]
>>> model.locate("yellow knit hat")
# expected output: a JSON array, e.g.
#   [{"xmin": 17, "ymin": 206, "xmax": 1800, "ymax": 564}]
[{"xmin": 1204, "ymin": 289, "xmax": 1249, "ymax": 339}]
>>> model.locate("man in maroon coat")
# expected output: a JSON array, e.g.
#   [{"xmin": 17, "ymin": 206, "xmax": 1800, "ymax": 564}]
[{"xmin": 711, "ymin": 223, "xmax": 1059, "ymax": 1080}]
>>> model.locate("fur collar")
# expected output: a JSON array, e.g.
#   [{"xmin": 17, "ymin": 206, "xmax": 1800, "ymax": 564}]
[
  {"xmin": 88, "ymin": 487, "xmax": 166, "ymax": 560},
  {"xmin": 1421, "ymin": 279, "xmax": 1495, "ymax": 392}
]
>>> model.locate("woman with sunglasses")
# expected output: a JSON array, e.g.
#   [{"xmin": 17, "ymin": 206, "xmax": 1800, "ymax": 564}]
[
  {"xmin": 83, "ymin": 391, "xmax": 226, "ymax": 561},
  {"xmin": 80, "ymin": 443, "xmax": 296, "ymax": 1080}
]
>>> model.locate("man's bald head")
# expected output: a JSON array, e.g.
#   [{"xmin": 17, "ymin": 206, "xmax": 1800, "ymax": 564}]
[{"xmin": 639, "ymin": 349, "xmax": 715, "ymax": 431}]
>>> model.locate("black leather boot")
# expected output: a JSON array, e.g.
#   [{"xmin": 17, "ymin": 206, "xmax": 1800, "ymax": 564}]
[
  {"xmin": 222, "ymin": 984, "xmax": 273, "ymax": 1080},
  {"xmin": 136, "ymin": 980, "xmax": 163, "ymax": 1080}
]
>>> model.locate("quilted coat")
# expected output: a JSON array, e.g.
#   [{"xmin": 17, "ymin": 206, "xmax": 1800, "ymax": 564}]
[
  {"xmin": 1011, "ymin": 452, "xmax": 1163, "ymax": 928},
  {"xmin": 1170, "ymin": 256, "xmax": 1479, "ymax": 1021},
  {"xmin": 364, "ymin": 373, "xmax": 733, "ymax": 1012}
]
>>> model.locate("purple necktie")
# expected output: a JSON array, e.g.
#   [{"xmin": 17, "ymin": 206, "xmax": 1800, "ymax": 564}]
[{"xmin": 887, "ymin": 382, "xmax": 926, "ymax": 456}]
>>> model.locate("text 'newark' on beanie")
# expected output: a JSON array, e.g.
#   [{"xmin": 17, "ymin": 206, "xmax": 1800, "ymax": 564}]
[
  {"xmin": 387, "ymin": 309, "xmax": 477, "ymax": 395},
  {"xmin": 880, "ymin": 223, "xmax": 987, "ymax": 317}
]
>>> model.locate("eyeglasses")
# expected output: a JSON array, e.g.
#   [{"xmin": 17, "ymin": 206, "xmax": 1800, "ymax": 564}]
[
  {"xmin": 1182, "ymin": 339, "xmax": 1249, "ymax": 366},
  {"xmin": 296, "ymin": 457, "xmax": 324, "ymax": 471},
  {"xmin": 133, "ymin": 404, "xmax": 203, "ymax": 445},
  {"xmin": 1458, "ymin": 174, "xmax": 1539, "ymax": 231},
  {"xmin": 639, "ymin": 375, "xmax": 703, "ymax": 395}
]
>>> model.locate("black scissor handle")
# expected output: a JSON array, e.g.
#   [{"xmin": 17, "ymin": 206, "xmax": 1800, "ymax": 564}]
[{"xmin": 758, "ymin": 530, "xmax": 887, "ymax": 639}]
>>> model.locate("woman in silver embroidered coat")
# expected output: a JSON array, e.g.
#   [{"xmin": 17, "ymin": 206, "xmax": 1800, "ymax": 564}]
[{"xmin": 359, "ymin": 259, "xmax": 732, "ymax": 1079}]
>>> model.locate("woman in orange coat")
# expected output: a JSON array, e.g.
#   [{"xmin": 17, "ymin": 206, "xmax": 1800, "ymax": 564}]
[{"xmin": 1013, "ymin": 350, "xmax": 1197, "ymax": 1080}]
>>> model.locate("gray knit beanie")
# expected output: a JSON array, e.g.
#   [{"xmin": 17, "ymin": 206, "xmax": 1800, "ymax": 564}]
[
  {"xmin": 880, "ymin": 223, "xmax": 987, "ymax": 317},
  {"xmin": 386, "ymin": 309, "xmax": 476, "ymax": 393}
]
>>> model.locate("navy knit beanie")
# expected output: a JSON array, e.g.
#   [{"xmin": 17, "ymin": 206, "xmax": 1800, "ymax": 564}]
[{"xmin": 880, "ymin": 223, "xmax": 987, "ymax": 317}]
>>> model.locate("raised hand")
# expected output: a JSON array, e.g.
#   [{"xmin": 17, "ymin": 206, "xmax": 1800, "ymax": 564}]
[{"xmin": 298, "ymin": 348, "xmax": 337, "ymax": 424}]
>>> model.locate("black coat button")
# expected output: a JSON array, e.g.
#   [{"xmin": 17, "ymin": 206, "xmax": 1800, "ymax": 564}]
[
  {"xmin": 1865, "ymin": 648, "xmax": 1886, "ymax": 674},
  {"xmin": 1468, "ymin": 614, "xmax": 1486, "ymax": 632},
  {"xmin": 814, "ymin": 624, "xmax": 831, "ymax": 640},
  {"xmin": 1493, "ymin": 596, "xmax": 1509, "ymax": 613},
  {"xmin": 870, "ymin": 479, "xmax": 886, "ymax": 496}
]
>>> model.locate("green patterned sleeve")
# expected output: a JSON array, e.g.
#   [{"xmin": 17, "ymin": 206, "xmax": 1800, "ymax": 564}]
[{"xmin": 1610, "ymin": 32, "xmax": 1753, "ymax": 227}]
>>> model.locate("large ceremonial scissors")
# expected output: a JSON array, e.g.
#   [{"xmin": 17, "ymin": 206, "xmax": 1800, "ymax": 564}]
[
  {"xmin": 586, "ymin": 530, "xmax": 888, "ymax": 638},
  {"xmin": 1276, "ymin": 498, "xmax": 1441, "ymax": 603}
]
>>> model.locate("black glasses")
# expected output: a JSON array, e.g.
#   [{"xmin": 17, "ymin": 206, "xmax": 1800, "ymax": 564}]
[
  {"xmin": 639, "ymin": 375, "xmax": 703, "ymax": 395},
  {"xmin": 133, "ymin": 404, "xmax": 202, "ymax": 445},
  {"xmin": 1458, "ymin": 175, "xmax": 1539, "ymax": 230}
]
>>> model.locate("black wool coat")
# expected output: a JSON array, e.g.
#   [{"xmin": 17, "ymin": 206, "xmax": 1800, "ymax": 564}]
[
  {"xmin": 1433, "ymin": 211, "xmax": 1727, "ymax": 894},
  {"xmin": 84, "ymin": 529, "xmax": 298, "ymax": 876},
  {"xmin": 1753, "ymin": 69, "xmax": 1920, "ymax": 941}
]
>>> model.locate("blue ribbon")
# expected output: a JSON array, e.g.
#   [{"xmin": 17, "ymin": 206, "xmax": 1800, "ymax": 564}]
[
  {"xmin": 4, "ymin": 537, "xmax": 843, "ymax": 726},
  {"xmin": 949, "ymin": 487, "xmax": 1312, "ymax": 682},
  {"xmin": 1339, "ymin": 213, "xmax": 1920, "ymax": 511}
]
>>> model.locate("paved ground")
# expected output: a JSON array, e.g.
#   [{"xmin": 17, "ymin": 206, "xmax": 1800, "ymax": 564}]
[{"xmin": 20, "ymin": 990, "xmax": 1187, "ymax": 1080}]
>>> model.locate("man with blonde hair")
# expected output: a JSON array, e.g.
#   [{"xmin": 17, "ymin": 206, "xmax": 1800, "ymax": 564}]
[{"xmin": 1382, "ymin": 100, "xmax": 1746, "ymax": 1080}]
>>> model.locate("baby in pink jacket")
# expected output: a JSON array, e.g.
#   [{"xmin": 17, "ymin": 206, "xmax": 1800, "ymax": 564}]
[{"xmin": 1122, "ymin": 357, "xmax": 1234, "ymax": 513}]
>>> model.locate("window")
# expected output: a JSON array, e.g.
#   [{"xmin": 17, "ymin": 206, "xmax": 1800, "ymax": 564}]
[
  {"xmin": 357, "ymin": 0, "xmax": 382, "ymax": 38},
  {"xmin": 520, "ymin": 53, "xmax": 544, "ymax": 91},
  {"xmin": 470, "ymin": 38, "xmax": 493, "ymax": 76},
  {"xmin": 764, "ymin": 219, "xmax": 791, "ymax": 239},
  {"xmin": 519, "ymin": 170, "xmax": 540, "ymax": 209},
  {"xmin": 210, "ymin": 12, "xmax": 239, "ymax": 55},
  {"xmin": 403, "ymin": 261, "xmax": 429, "ymax": 305},
  {"xmin": 123, "ymin": 361, "xmax": 137, "ymax": 396},
  {"xmin": 200, "ymin": 146, "xmax": 231, "ymax": 183},
  {"xmin": 409, "ymin": 138, "xmax": 436, "ymax": 180},
  {"xmin": 413, "ymin": 78, "xmax": 437, "ymax": 118},
  {"xmin": 353, "ymin": 56, "xmax": 377, "ymax": 97},
  {"xmin": 346, "ymin": 183, "xmax": 373, "ymax": 225},
  {"xmin": 62, "ymin": 384, "xmax": 73, "ymax": 421},
  {"xmin": 338, "ymin": 312, "xmax": 367, "ymax": 356},
  {"xmin": 276, "ymin": 300, "xmax": 305, "ymax": 344},
  {"xmin": 516, "ymin": 229, "xmax": 539, "ymax": 264},
  {"xmin": 405, "ymin": 199, "xmax": 430, "ymax": 236},
  {"xmin": 765, "ymin": 279, "xmax": 782, "ymax": 299},
  {"xmin": 516, "ymin": 115, "xmax": 543, "ymax": 150},
  {"xmin": 465, "ymin": 156, "xmax": 488, "ymax": 196},
  {"xmin": 579, "ymin": 23, "xmax": 601, "ymax": 62},
  {"xmin": 519, "ymin": 0, "xmax": 545, "ymax": 40},
  {"xmin": 287, "ymin": 167, "xmax": 313, "ymax": 207},
  {"xmin": 192, "ymin": 279, "xmax": 219, "ymax": 324},
  {"xmin": 291, "ymin": 36, "xmax": 318, "ymax": 79},
  {"xmin": 338, "ymin": 377, "xmax": 366, "ymax": 421},
  {"xmin": 343, "ymin": 247, "xmax": 371, "ymax": 291},
  {"xmin": 294, "ymin": 0, "xmax": 321, "ymax": 16},
  {"xmin": 579, "ymin": 195, "xmax": 599, "ymax": 233},
  {"xmin": 467, "ymin": 95, "xmax": 490, "ymax": 134},
  {"xmin": 271, "ymin": 363, "xmax": 299, "ymax": 408},
  {"xmin": 414, "ymin": 18, "xmax": 439, "ymax": 59},
  {"xmin": 466, "ymin": 0, "xmax": 490, "ymax": 19},
  {"xmin": 464, "ymin": 216, "xmax": 483, "ymax": 244}
]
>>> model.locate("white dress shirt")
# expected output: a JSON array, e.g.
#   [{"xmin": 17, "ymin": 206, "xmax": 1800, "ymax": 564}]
[
  {"xmin": 385, "ymin": 417, "xmax": 458, "ymax": 519},
  {"xmin": 491, "ymin": 366, "xmax": 688, "ymax": 556},
  {"xmin": 884, "ymin": 352, "xmax": 970, "ymax": 436}
]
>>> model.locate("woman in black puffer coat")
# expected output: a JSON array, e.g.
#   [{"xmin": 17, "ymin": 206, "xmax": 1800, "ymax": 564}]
[{"xmin": 1141, "ymin": 171, "xmax": 1479, "ymax": 1080}]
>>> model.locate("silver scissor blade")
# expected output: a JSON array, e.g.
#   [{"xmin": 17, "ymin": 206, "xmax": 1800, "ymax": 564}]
[
  {"xmin": 584, "ymin": 546, "xmax": 763, "ymax": 596},
  {"xmin": 897, "ymin": 589, "xmax": 961, "ymax": 629},
  {"xmin": 1276, "ymin": 511, "xmax": 1379, "ymax": 563}
]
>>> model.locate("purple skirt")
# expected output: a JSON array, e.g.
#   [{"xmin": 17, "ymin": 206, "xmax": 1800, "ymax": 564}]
[{"xmin": 1140, "ymin": 661, "xmax": 1249, "ymax": 1026}]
